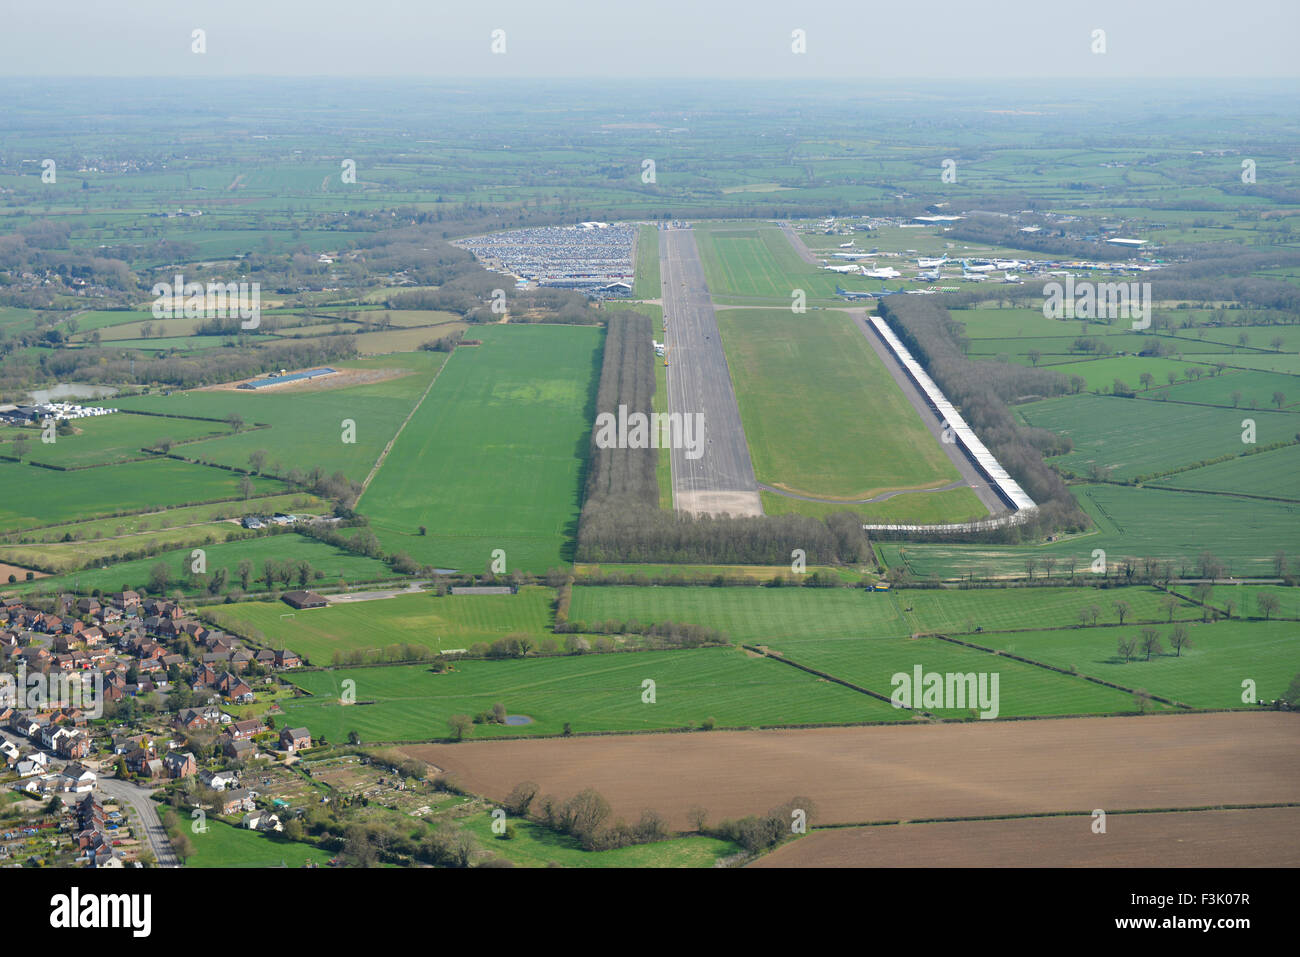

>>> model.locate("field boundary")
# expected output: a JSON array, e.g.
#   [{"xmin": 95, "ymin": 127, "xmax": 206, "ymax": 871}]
[
  {"xmin": 356, "ymin": 353, "xmax": 450, "ymax": 501},
  {"xmin": 741, "ymin": 643, "xmax": 905, "ymax": 708},
  {"xmin": 933, "ymin": 633, "xmax": 1189, "ymax": 708},
  {"xmin": 800, "ymin": 800, "xmax": 1300, "ymax": 831}
]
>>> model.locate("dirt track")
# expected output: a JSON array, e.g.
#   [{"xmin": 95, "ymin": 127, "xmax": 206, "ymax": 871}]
[
  {"xmin": 401, "ymin": 712, "xmax": 1300, "ymax": 830},
  {"xmin": 750, "ymin": 806, "xmax": 1300, "ymax": 867}
]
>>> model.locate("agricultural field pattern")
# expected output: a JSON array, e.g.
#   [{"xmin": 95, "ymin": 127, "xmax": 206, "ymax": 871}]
[{"xmin": 0, "ymin": 4, "xmax": 1296, "ymax": 894}]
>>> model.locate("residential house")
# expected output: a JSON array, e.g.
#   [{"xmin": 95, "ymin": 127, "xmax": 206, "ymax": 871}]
[
  {"xmin": 199, "ymin": 769, "xmax": 238, "ymax": 791},
  {"xmin": 57, "ymin": 732, "xmax": 91, "ymax": 761},
  {"xmin": 163, "ymin": 751, "xmax": 197, "ymax": 778},
  {"xmin": 241, "ymin": 810, "xmax": 282, "ymax": 832},
  {"xmin": 174, "ymin": 707, "xmax": 214, "ymax": 732},
  {"xmin": 219, "ymin": 673, "xmax": 254, "ymax": 703},
  {"xmin": 229, "ymin": 718, "xmax": 263, "ymax": 741},
  {"xmin": 274, "ymin": 648, "xmax": 301, "ymax": 669},
  {"xmin": 61, "ymin": 762, "xmax": 97, "ymax": 793},
  {"xmin": 279, "ymin": 727, "xmax": 312, "ymax": 753},
  {"xmin": 221, "ymin": 736, "xmax": 255, "ymax": 761},
  {"xmin": 219, "ymin": 789, "xmax": 257, "ymax": 815}
]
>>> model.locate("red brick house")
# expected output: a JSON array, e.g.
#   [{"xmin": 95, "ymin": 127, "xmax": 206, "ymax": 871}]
[{"xmin": 279, "ymin": 727, "xmax": 312, "ymax": 752}]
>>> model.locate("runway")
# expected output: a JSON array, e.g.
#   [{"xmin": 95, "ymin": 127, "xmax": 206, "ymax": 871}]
[{"xmin": 659, "ymin": 227, "xmax": 763, "ymax": 517}]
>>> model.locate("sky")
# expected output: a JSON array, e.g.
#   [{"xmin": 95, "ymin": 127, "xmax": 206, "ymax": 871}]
[{"xmin": 0, "ymin": 0, "xmax": 1296, "ymax": 79}]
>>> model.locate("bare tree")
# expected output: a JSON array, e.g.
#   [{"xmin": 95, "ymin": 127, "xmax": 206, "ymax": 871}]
[
  {"xmin": 1256, "ymin": 592, "xmax": 1280, "ymax": 621},
  {"xmin": 1116, "ymin": 636, "xmax": 1137, "ymax": 663},
  {"xmin": 447, "ymin": 714, "xmax": 473, "ymax": 741},
  {"xmin": 1113, "ymin": 600, "xmax": 1131, "ymax": 625},
  {"xmin": 1139, "ymin": 629, "xmax": 1164, "ymax": 661},
  {"xmin": 1168, "ymin": 625, "xmax": 1191, "ymax": 657}
]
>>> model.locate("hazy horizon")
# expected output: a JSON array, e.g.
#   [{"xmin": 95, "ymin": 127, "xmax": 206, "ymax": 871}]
[{"xmin": 1, "ymin": 0, "xmax": 1296, "ymax": 80}]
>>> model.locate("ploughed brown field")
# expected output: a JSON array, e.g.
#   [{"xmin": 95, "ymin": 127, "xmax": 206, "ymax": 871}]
[
  {"xmin": 749, "ymin": 806, "xmax": 1300, "ymax": 867},
  {"xmin": 401, "ymin": 713, "xmax": 1300, "ymax": 831}
]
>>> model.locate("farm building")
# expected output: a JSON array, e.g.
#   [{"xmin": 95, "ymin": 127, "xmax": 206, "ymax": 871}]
[
  {"xmin": 449, "ymin": 585, "xmax": 518, "ymax": 596},
  {"xmin": 237, "ymin": 367, "xmax": 336, "ymax": 390},
  {"xmin": 282, "ymin": 591, "xmax": 328, "ymax": 609}
]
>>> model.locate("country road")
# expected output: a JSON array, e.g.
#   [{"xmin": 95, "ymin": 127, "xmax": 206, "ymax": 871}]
[{"xmin": 97, "ymin": 777, "xmax": 180, "ymax": 868}]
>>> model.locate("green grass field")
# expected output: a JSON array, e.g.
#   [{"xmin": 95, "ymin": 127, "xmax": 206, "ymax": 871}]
[
  {"xmin": 759, "ymin": 486, "xmax": 987, "ymax": 523},
  {"xmin": 207, "ymin": 586, "xmax": 556, "ymax": 663},
  {"xmin": 109, "ymin": 353, "xmax": 445, "ymax": 484},
  {"xmin": 574, "ymin": 562, "xmax": 862, "ymax": 583},
  {"xmin": 460, "ymin": 808, "xmax": 740, "ymax": 867},
  {"xmin": 634, "ymin": 224, "xmax": 661, "ymax": 300},
  {"xmin": 1152, "ymin": 368, "xmax": 1300, "ymax": 410},
  {"xmin": 953, "ymin": 307, "xmax": 1135, "ymax": 340},
  {"xmin": 880, "ymin": 484, "xmax": 1300, "ymax": 579},
  {"xmin": 183, "ymin": 818, "xmax": 335, "ymax": 868},
  {"xmin": 1164, "ymin": 584, "xmax": 1300, "ymax": 620},
  {"xmin": 15, "ymin": 533, "xmax": 395, "ymax": 597},
  {"xmin": 0, "ymin": 459, "xmax": 281, "ymax": 533},
  {"xmin": 897, "ymin": 585, "xmax": 1201, "ymax": 634},
  {"xmin": 2, "ymin": 412, "xmax": 230, "ymax": 468},
  {"xmin": 758, "ymin": 633, "xmax": 1145, "ymax": 717},
  {"xmin": 570, "ymin": 584, "xmax": 909, "ymax": 642},
  {"xmin": 1159, "ymin": 443, "xmax": 1300, "ymax": 500},
  {"xmin": 716, "ymin": 308, "xmax": 961, "ymax": 500},
  {"xmin": 695, "ymin": 224, "xmax": 875, "ymax": 303},
  {"xmin": 0, "ymin": 492, "xmax": 326, "ymax": 544},
  {"xmin": 1046, "ymin": 356, "xmax": 1216, "ymax": 393},
  {"xmin": 361, "ymin": 324, "xmax": 601, "ymax": 574},
  {"xmin": 0, "ymin": 523, "xmax": 253, "ymax": 575},
  {"xmin": 1019, "ymin": 394, "xmax": 1297, "ymax": 479},
  {"xmin": 972, "ymin": 619, "xmax": 1299, "ymax": 709},
  {"xmin": 280, "ymin": 646, "xmax": 900, "ymax": 741}
]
